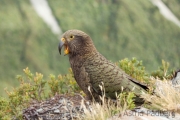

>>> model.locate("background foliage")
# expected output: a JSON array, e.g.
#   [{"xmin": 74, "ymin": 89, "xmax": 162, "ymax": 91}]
[{"xmin": 0, "ymin": 0, "xmax": 180, "ymax": 97}]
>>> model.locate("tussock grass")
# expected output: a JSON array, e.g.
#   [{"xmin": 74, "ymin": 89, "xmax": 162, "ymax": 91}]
[
  {"xmin": 79, "ymin": 97, "xmax": 128, "ymax": 120},
  {"xmin": 142, "ymin": 77, "xmax": 180, "ymax": 112},
  {"xmin": 77, "ymin": 84, "xmax": 135, "ymax": 120},
  {"xmin": 81, "ymin": 77, "xmax": 180, "ymax": 120}
]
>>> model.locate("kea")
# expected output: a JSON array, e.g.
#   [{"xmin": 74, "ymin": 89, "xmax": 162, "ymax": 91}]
[{"xmin": 58, "ymin": 29, "xmax": 148, "ymax": 103}]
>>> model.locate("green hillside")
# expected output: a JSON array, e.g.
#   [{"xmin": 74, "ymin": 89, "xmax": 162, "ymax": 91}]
[{"xmin": 0, "ymin": 0, "xmax": 180, "ymax": 97}]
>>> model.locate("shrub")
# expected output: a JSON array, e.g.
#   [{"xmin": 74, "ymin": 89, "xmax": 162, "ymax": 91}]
[{"xmin": 0, "ymin": 58, "xmax": 175, "ymax": 119}]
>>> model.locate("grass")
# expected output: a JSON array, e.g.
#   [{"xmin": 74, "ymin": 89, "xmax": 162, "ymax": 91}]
[
  {"xmin": 80, "ymin": 77, "xmax": 180, "ymax": 120},
  {"xmin": 76, "ymin": 79, "xmax": 180, "ymax": 119},
  {"xmin": 142, "ymin": 78, "xmax": 180, "ymax": 112},
  {"xmin": 0, "ymin": 58, "xmax": 179, "ymax": 119},
  {"xmin": 77, "ymin": 87, "xmax": 136, "ymax": 120}
]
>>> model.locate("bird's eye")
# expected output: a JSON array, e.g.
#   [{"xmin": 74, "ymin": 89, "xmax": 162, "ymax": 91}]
[{"xmin": 70, "ymin": 35, "xmax": 74, "ymax": 39}]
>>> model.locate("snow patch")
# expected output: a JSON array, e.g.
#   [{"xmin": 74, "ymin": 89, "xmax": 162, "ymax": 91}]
[
  {"xmin": 151, "ymin": 0, "xmax": 180, "ymax": 27},
  {"xmin": 30, "ymin": 0, "xmax": 62, "ymax": 35}
]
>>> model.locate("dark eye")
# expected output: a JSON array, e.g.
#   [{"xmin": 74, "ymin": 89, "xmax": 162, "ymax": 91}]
[{"xmin": 70, "ymin": 35, "xmax": 74, "ymax": 39}]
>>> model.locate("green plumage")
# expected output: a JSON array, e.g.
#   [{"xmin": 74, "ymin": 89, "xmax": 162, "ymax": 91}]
[{"xmin": 59, "ymin": 29, "xmax": 148, "ymax": 103}]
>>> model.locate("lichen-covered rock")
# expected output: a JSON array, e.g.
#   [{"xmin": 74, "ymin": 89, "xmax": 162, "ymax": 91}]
[
  {"xmin": 23, "ymin": 94, "xmax": 90, "ymax": 120},
  {"xmin": 172, "ymin": 69, "xmax": 180, "ymax": 86}
]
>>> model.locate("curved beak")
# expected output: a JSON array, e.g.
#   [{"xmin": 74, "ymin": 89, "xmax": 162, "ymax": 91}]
[{"xmin": 58, "ymin": 41, "xmax": 64, "ymax": 55}]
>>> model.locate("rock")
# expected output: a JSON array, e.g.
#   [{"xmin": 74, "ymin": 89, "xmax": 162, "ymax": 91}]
[
  {"xmin": 23, "ymin": 94, "xmax": 90, "ymax": 120},
  {"xmin": 172, "ymin": 69, "xmax": 180, "ymax": 86}
]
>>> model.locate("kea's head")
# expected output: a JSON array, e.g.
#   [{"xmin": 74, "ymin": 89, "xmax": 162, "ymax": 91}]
[{"xmin": 58, "ymin": 29, "xmax": 96, "ymax": 56}]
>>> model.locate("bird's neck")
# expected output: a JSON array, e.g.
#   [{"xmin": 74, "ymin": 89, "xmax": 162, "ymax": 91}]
[
  {"xmin": 70, "ymin": 42, "xmax": 97, "ymax": 56},
  {"xmin": 69, "ymin": 50, "xmax": 99, "ymax": 71}
]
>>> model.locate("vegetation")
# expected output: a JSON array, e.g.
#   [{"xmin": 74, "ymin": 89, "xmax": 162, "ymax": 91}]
[
  {"xmin": 119, "ymin": 58, "xmax": 149, "ymax": 83},
  {"xmin": 80, "ymin": 91, "xmax": 135, "ymax": 120},
  {"xmin": 0, "ymin": 58, "xmax": 178, "ymax": 119},
  {"xmin": 142, "ymin": 79, "xmax": 180, "ymax": 112},
  {"xmin": 151, "ymin": 60, "xmax": 174, "ymax": 80},
  {"xmin": 0, "ymin": 67, "xmax": 81, "ymax": 119}
]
